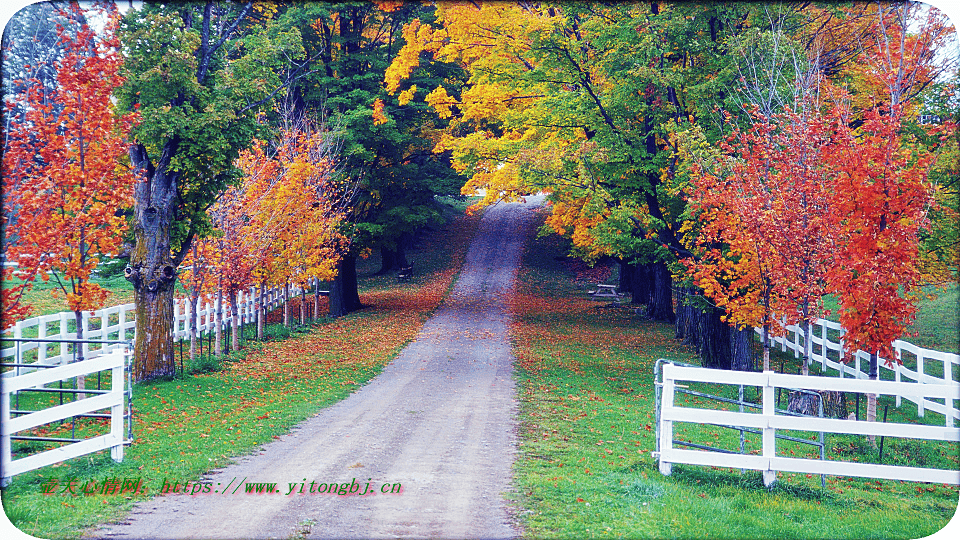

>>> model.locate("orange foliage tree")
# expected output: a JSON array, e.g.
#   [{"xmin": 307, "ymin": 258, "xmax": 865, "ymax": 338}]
[
  {"xmin": 2, "ymin": 1, "xmax": 137, "ymax": 338},
  {"xmin": 182, "ymin": 119, "xmax": 352, "ymax": 355}
]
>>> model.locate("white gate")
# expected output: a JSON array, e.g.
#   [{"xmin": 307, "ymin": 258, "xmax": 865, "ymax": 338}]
[
  {"xmin": 654, "ymin": 361, "xmax": 960, "ymax": 487},
  {"xmin": 1, "ymin": 344, "xmax": 132, "ymax": 486}
]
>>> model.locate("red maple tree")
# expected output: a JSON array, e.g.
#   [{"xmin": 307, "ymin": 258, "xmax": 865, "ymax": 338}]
[{"xmin": 2, "ymin": 2, "xmax": 138, "ymax": 335}]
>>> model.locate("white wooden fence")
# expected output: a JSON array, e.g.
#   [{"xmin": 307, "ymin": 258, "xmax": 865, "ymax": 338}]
[
  {"xmin": 1, "ymin": 284, "xmax": 305, "ymax": 372},
  {"xmin": 655, "ymin": 362, "xmax": 960, "ymax": 487},
  {"xmin": 1, "ymin": 347, "xmax": 130, "ymax": 486},
  {"xmin": 758, "ymin": 318, "xmax": 960, "ymax": 426}
]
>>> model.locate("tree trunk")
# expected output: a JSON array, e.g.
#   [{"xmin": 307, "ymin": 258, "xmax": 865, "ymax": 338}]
[
  {"xmin": 629, "ymin": 262, "xmax": 652, "ymax": 307},
  {"xmin": 730, "ymin": 324, "xmax": 753, "ymax": 371},
  {"xmin": 650, "ymin": 261, "xmax": 675, "ymax": 323},
  {"xmin": 761, "ymin": 323, "xmax": 771, "ymax": 371},
  {"xmin": 698, "ymin": 306, "xmax": 731, "ymax": 369},
  {"xmin": 675, "ymin": 287, "xmax": 698, "ymax": 344},
  {"xmin": 329, "ymin": 254, "xmax": 361, "ymax": 318},
  {"xmin": 300, "ymin": 286, "xmax": 306, "ymax": 325},
  {"xmin": 126, "ymin": 141, "xmax": 179, "ymax": 381},
  {"xmin": 377, "ymin": 243, "xmax": 409, "ymax": 275}
]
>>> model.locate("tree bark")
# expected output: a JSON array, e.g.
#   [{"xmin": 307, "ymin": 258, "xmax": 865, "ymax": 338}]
[
  {"xmin": 300, "ymin": 286, "xmax": 306, "ymax": 325},
  {"xmin": 649, "ymin": 261, "xmax": 675, "ymax": 323},
  {"xmin": 698, "ymin": 306, "xmax": 731, "ymax": 369},
  {"xmin": 126, "ymin": 140, "xmax": 180, "ymax": 381},
  {"xmin": 628, "ymin": 261, "xmax": 653, "ymax": 307},
  {"xmin": 675, "ymin": 287, "xmax": 698, "ymax": 343},
  {"xmin": 329, "ymin": 254, "xmax": 361, "ymax": 318},
  {"xmin": 283, "ymin": 282, "xmax": 291, "ymax": 327},
  {"xmin": 730, "ymin": 324, "xmax": 753, "ymax": 371}
]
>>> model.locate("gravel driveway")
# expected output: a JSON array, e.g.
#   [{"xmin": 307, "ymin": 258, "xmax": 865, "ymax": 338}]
[{"xmin": 94, "ymin": 196, "xmax": 541, "ymax": 539}]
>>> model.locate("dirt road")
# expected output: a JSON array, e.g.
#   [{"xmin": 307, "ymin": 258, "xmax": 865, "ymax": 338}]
[{"xmin": 94, "ymin": 197, "xmax": 541, "ymax": 539}]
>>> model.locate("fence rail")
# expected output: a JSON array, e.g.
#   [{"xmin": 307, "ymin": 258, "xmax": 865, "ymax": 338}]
[
  {"xmin": 1, "ymin": 345, "xmax": 131, "ymax": 486},
  {"xmin": 655, "ymin": 361, "xmax": 960, "ymax": 487},
  {"xmin": 1, "ymin": 283, "xmax": 313, "ymax": 373},
  {"xmin": 757, "ymin": 318, "xmax": 960, "ymax": 426}
]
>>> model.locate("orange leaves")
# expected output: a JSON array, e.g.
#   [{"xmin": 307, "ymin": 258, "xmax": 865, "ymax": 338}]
[{"xmin": 372, "ymin": 99, "xmax": 388, "ymax": 125}]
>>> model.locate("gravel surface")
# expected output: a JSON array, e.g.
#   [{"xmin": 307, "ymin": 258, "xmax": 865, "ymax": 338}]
[{"xmin": 93, "ymin": 197, "xmax": 541, "ymax": 539}]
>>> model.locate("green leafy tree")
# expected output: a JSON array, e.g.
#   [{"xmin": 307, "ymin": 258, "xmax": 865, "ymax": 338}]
[
  {"xmin": 117, "ymin": 1, "xmax": 305, "ymax": 380},
  {"xmin": 275, "ymin": 1, "xmax": 463, "ymax": 317}
]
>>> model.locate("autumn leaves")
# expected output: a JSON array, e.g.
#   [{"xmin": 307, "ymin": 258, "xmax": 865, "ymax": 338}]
[
  {"xmin": 2, "ymin": 2, "xmax": 138, "ymax": 334},
  {"xmin": 382, "ymin": 2, "xmax": 957, "ymax": 372}
]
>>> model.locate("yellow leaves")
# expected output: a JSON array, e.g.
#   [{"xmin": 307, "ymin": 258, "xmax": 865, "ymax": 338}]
[
  {"xmin": 424, "ymin": 86, "xmax": 454, "ymax": 119},
  {"xmin": 397, "ymin": 85, "xmax": 417, "ymax": 106}
]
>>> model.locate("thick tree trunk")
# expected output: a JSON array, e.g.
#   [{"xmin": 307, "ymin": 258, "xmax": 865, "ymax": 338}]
[
  {"xmin": 675, "ymin": 287, "xmax": 698, "ymax": 343},
  {"xmin": 730, "ymin": 324, "xmax": 753, "ymax": 371},
  {"xmin": 698, "ymin": 306, "xmax": 731, "ymax": 369},
  {"xmin": 329, "ymin": 254, "xmax": 361, "ymax": 318},
  {"xmin": 126, "ymin": 141, "xmax": 179, "ymax": 381},
  {"xmin": 628, "ymin": 262, "xmax": 652, "ymax": 307},
  {"xmin": 650, "ymin": 262, "xmax": 675, "ymax": 323},
  {"xmin": 378, "ymin": 244, "xmax": 410, "ymax": 274}
]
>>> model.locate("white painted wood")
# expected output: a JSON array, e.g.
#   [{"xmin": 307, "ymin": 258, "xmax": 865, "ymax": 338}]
[
  {"xmin": 657, "ymin": 363, "xmax": 960, "ymax": 485},
  {"xmin": 4, "ymin": 351, "xmax": 124, "ymax": 393},
  {"xmin": 4, "ymin": 433, "xmax": 122, "ymax": 479},
  {"xmin": 6, "ymin": 392, "xmax": 123, "ymax": 433}
]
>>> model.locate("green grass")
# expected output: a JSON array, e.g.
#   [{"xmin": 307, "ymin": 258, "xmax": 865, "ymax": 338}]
[
  {"xmin": 510, "ymin": 228, "xmax": 959, "ymax": 539},
  {"xmin": 1, "ymin": 203, "xmax": 480, "ymax": 540}
]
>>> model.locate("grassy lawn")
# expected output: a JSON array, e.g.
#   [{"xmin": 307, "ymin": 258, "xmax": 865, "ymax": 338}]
[
  {"xmin": 508, "ymin": 212, "xmax": 959, "ymax": 539},
  {"xmin": 0, "ymin": 209, "xmax": 480, "ymax": 540}
]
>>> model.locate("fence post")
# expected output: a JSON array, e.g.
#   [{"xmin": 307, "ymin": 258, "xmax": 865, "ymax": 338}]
[
  {"xmin": 1, "ymin": 385, "xmax": 10, "ymax": 487},
  {"xmin": 59, "ymin": 312, "xmax": 69, "ymax": 363},
  {"xmin": 820, "ymin": 321, "xmax": 828, "ymax": 371},
  {"xmin": 37, "ymin": 316, "xmax": 48, "ymax": 366},
  {"xmin": 110, "ymin": 353, "xmax": 125, "ymax": 462},
  {"xmin": 917, "ymin": 351, "xmax": 925, "ymax": 417},
  {"xmin": 762, "ymin": 371, "xmax": 777, "ymax": 487},
  {"xmin": 658, "ymin": 367, "xmax": 675, "ymax": 477},
  {"xmin": 895, "ymin": 342, "xmax": 902, "ymax": 408}
]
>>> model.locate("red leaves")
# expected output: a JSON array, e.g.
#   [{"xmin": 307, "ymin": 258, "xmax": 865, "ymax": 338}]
[
  {"xmin": 2, "ymin": 2, "xmax": 138, "ymax": 322},
  {"xmin": 686, "ymin": 96, "xmax": 949, "ymax": 365}
]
